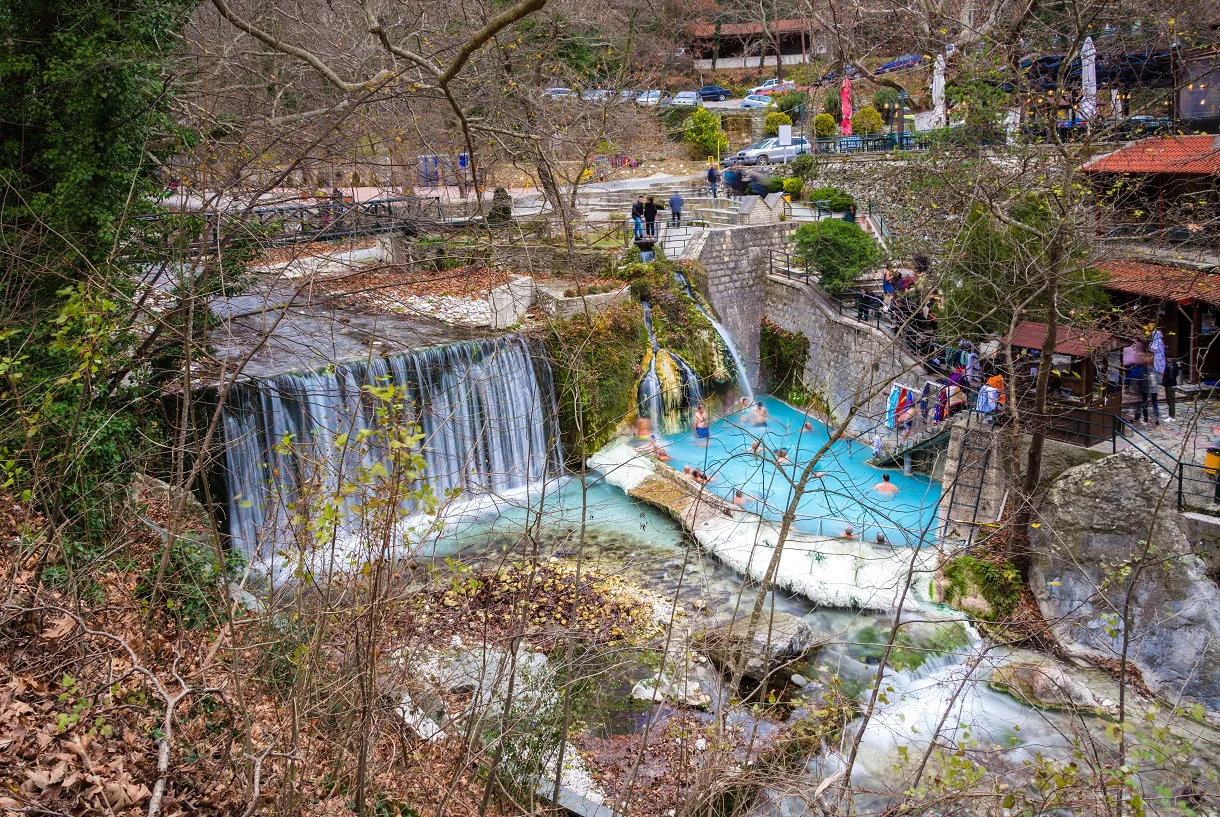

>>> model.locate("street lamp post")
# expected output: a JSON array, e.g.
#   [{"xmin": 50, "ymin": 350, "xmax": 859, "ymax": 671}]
[{"xmin": 897, "ymin": 89, "xmax": 909, "ymax": 146}]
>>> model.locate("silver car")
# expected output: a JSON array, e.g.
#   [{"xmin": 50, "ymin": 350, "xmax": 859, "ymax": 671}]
[
  {"xmin": 740, "ymin": 94, "xmax": 775, "ymax": 109},
  {"xmin": 733, "ymin": 136, "xmax": 811, "ymax": 165},
  {"xmin": 672, "ymin": 91, "xmax": 703, "ymax": 108},
  {"xmin": 635, "ymin": 90, "xmax": 671, "ymax": 106}
]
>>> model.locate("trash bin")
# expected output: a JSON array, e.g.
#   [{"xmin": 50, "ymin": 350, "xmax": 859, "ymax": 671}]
[{"xmin": 1207, "ymin": 447, "xmax": 1220, "ymax": 476}]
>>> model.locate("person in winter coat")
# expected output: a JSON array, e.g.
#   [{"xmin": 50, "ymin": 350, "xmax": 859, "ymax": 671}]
[
  {"xmin": 1162, "ymin": 357, "xmax": 1179, "ymax": 421},
  {"xmin": 643, "ymin": 197, "xmax": 661, "ymax": 237},
  {"xmin": 668, "ymin": 192, "xmax": 684, "ymax": 226},
  {"xmin": 707, "ymin": 165, "xmax": 720, "ymax": 198},
  {"xmin": 1130, "ymin": 358, "xmax": 1160, "ymax": 425},
  {"xmin": 631, "ymin": 196, "xmax": 644, "ymax": 239}
]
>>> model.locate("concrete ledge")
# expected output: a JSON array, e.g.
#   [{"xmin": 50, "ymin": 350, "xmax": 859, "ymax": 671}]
[{"xmin": 536, "ymin": 285, "xmax": 631, "ymax": 321}]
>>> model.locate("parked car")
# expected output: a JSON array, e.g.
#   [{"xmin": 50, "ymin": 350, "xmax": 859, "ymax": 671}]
[
  {"xmin": 698, "ymin": 84, "xmax": 733, "ymax": 102},
  {"xmin": 740, "ymin": 94, "xmax": 776, "ymax": 109},
  {"xmin": 542, "ymin": 87, "xmax": 574, "ymax": 100},
  {"xmin": 580, "ymin": 89, "xmax": 613, "ymax": 102},
  {"xmin": 636, "ymin": 90, "xmax": 671, "ymax": 106},
  {"xmin": 748, "ymin": 78, "xmax": 794, "ymax": 95},
  {"xmin": 619, "ymin": 89, "xmax": 640, "ymax": 99},
  {"xmin": 733, "ymin": 136, "xmax": 811, "ymax": 165},
  {"xmin": 672, "ymin": 91, "xmax": 703, "ymax": 108}
]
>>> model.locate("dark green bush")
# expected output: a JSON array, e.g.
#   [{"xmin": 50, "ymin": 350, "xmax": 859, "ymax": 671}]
[
  {"xmin": 137, "ymin": 535, "xmax": 243, "ymax": 629},
  {"xmin": 804, "ymin": 185, "xmax": 854, "ymax": 211},
  {"xmin": 772, "ymin": 90, "xmax": 809, "ymax": 120},
  {"xmin": 793, "ymin": 218, "xmax": 879, "ymax": 294}
]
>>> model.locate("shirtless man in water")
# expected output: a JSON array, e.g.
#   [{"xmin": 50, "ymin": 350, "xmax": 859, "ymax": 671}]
[
  {"xmin": 872, "ymin": 473, "xmax": 899, "ymax": 495},
  {"xmin": 693, "ymin": 404, "xmax": 710, "ymax": 444}
]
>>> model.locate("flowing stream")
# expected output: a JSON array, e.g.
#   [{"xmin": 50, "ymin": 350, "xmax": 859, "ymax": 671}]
[{"xmin": 216, "ymin": 323, "xmax": 1076, "ymax": 809}]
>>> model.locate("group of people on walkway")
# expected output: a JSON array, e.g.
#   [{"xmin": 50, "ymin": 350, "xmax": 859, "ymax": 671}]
[{"xmin": 631, "ymin": 192, "xmax": 688, "ymax": 240}]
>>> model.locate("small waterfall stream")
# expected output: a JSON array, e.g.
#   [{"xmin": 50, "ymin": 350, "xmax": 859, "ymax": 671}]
[
  {"xmin": 221, "ymin": 334, "xmax": 563, "ymax": 563},
  {"xmin": 674, "ymin": 270, "xmax": 753, "ymax": 401},
  {"xmin": 637, "ymin": 301, "xmax": 703, "ymax": 435}
]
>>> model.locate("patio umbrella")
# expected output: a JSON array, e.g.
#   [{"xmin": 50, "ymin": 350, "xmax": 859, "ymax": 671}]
[
  {"xmin": 1080, "ymin": 36, "xmax": 1097, "ymax": 120},
  {"xmin": 931, "ymin": 54, "xmax": 946, "ymax": 128},
  {"xmin": 841, "ymin": 76, "xmax": 853, "ymax": 136}
]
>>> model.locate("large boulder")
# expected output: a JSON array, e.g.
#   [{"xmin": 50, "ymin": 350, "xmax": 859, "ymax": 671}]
[
  {"xmin": 1029, "ymin": 450, "xmax": 1220, "ymax": 713},
  {"xmin": 697, "ymin": 612, "xmax": 819, "ymax": 682},
  {"xmin": 989, "ymin": 660, "xmax": 1110, "ymax": 713}
]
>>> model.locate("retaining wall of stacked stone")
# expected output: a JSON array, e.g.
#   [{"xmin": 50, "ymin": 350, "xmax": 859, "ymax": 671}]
[
  {"xmin": 687, "ymin": 223, "xmax": 797, "ymax": 384},
  {"xmin": 762, "ymin": 274, "xmax": 926, "ymax": 435}
]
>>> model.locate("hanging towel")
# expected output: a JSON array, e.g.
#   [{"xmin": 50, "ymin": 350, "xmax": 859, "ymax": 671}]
[
  {"xmin": 886, "ymin": 384, "xmax": 901, "ymax": 429},
  {"xmin": 1150, "ymin": 330, "xmax": 1166, "ymax": 375},
  {"xmin": 965, "ymin": 352, "xmax": 981, "ymax": 383},
  {"xmin": 975, "ymin": 385, "xmax": 999, "ymax": 414}
]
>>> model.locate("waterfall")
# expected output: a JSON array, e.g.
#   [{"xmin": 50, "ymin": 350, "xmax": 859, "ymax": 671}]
[
  {"xmin": 221, "ymin": 335, "xmax": 563, "ymax": 563},
  {"xmin": 637, "ymin": 351, "xmax": 664, "ymax": 434},
  {"xmin": 673, "ymin": 271, "xmax": 753, "ymax": 401},
  {"xmin": 641, "ymin": 301, "xmax": 659, "ymax": 351},
  {"xmin": 637, "ymin": 301, "xmax": 701, "ymax": 434},
  {"xmin": 674, "ymin": 355, "xmax": 702, "ymax": 409}
]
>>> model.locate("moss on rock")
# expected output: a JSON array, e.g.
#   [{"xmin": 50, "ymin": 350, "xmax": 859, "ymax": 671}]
[
  {"xmin": 546, "ymin": 301, "xmax": 648, "ymax": 462},
  {"xmin": 941, "ymin": 554, "xmax": 1022, "ymax": 621}
]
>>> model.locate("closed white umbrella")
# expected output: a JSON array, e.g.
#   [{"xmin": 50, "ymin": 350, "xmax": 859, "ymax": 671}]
[
  {"xmin": 1080, "ymin": 36, "xmax": 1097, "ymax": 120},
  {"xmin": 931, "ymin": 54, "xmax": 946, "ymax": 128}
]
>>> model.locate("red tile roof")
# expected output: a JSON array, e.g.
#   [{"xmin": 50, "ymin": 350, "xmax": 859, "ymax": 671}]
[
  {"xmin": 688, "ymin": 19, "xmax": 811, "ymax": 38},
  {"xmin": 1081, "ymin": 136, "xmax": 1220, "ymax": 175},
  {"xmin": 1099, "ymin": 259, "xmax": 1220, "ymax": 307},
  {"xmin": 1005, "ymin": 322, "xmax": 1128, "ymax": 357}
]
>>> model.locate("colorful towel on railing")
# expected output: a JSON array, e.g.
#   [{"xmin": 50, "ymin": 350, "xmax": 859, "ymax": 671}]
[{"xmin": 886, "ymin": 382, "xmax": 919, "ymax": 429}]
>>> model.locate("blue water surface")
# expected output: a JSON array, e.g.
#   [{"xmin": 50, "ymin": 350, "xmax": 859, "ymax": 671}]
[{"xmin": 658, "ymin": 397, "xmax": 942, "ymax": 545}]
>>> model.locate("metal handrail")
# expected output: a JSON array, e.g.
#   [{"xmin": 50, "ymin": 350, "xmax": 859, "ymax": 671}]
[{"xmin": 767, "ymin": 248, "xmax": 813, "ymax": 280}]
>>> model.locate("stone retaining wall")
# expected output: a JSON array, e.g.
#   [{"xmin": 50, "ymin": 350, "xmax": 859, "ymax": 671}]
[
  {"xmin": 689, "ymin": 223, "xmax": 796, "ymax": 384},
  {"xmin": 763, "ymin": 274, "xmax": 925, "ymax": 434}
]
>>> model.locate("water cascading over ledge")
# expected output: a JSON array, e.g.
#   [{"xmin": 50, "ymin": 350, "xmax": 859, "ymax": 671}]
[{"xmin": 221, "ymin": 334, "xmax": 563, "ymax": 564}]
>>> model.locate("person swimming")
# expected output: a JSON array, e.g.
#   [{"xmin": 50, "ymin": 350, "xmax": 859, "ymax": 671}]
[
  {"xmin": 747, "ymin": 402, "xmax": 769, "ymax": 426},
  {"xmin": 732, "ymin": 489, "xmax": 748, "ymax": 506},
  {"xmin": 872, "ymin": 473, "xmax": 898, "ymax": 495},
  {"xmin": 840, "ymin": 523, "xmax": 855, "ymax": 539},
  {"xmin": 775, "ymin": 448, "xmax": 790, "ymax": 465}
]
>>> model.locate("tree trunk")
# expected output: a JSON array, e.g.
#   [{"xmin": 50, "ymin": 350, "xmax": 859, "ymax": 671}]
[{"xmin": 1010, "ymin": 267, "xmax": 1060, "ymax": 569}]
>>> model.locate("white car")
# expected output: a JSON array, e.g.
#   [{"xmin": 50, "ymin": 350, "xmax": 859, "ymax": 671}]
[
  {"xmin": 740, "ymin": 94, "xmax": 775, "ymax": 109},
  {"xmin": 542, "ymin": 87, "xmax": 573, "ymax": 100},
  {"xmin": 636, "ymin": 90, "xmax": 670, "ymax": 106},
  {"xmin": 747, "ymin": 78, "xmax": 793, "ymax": 95},
  {"xmin": 672, "ymin": 91, "xmax": 703, "ymax": 108}
]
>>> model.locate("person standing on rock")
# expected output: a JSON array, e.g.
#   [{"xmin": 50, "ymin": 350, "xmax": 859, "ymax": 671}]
[{"xmin": 669, "ymin": 191, "xmax": 684, "ymax": 227}]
